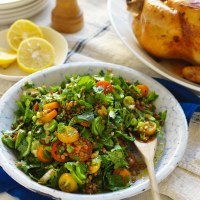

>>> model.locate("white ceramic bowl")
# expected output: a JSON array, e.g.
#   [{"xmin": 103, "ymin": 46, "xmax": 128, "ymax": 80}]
[{"xmin": 0, "ymin": 62, "xmax": 188, "ymax": 200}]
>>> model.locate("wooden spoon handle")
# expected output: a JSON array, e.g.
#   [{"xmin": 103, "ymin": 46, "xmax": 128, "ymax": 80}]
[{"xmin": 146, "ymin": 159, "xmax": 160, "ymax": 200}]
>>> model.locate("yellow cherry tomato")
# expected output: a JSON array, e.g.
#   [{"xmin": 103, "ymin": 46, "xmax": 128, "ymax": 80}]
[
  {"xmin": 88, "ymin": 157, "xmax": 101, "ymax": 174},
  {"xmin": 144, "ymin": 121, "xmax": 157, "ymax": 136},
  {"xmin": 139, "ymin": 121, "xmax": 157, "ymax": 136},
  {"xmin": 57, "ymin": 126, "xmax": 79, "ymax": 144},
  {"xmin": 58, "ymin": 173, "xmax": 78, "ymax": 192}
]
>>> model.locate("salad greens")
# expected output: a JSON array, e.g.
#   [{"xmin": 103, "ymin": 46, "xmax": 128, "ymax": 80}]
[{"xmin": 1, "ymin": 70, "xmax": 166, "ymax": 194}]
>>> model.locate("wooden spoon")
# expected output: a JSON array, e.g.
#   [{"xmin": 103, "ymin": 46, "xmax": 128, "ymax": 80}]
[{"xmin": 134, "ymin": 138, "xmax": 160, "ymax": 200}]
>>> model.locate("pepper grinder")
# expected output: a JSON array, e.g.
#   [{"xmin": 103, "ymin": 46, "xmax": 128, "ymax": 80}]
[{"xmin": 51, "ymin": 0, "xmax": 83, "ymax": 33}]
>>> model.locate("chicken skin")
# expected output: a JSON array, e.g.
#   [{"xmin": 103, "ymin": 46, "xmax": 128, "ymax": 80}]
[{"xmin": 127, "ymin": 0, "xmax": 200, "ymax": 65}]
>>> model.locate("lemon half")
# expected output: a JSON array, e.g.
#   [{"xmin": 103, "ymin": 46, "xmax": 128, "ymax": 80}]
[
  {"xmin": 17, "ymin": 37, "xmax": 56, "ymax": 73},
  {"xmin": 7, "ymin": 19, "xmax": 43, "ymax": 51},
  {"xmin": 0, "ymin": 48, "xmax": 17, "ymax": 68}
]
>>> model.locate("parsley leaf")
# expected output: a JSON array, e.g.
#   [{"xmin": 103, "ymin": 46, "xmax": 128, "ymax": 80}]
[{"xmin": 108, "ymin": 145, "xmax": 128, "ymax": 169}]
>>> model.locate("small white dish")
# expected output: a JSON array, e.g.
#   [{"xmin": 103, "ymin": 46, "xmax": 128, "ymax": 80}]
[
  {"xmin": 0, "ymin": 0, "xmax": 47, "ymax": 16},
  {"xmin": 0, "ymin": 0, "xmax": 21, "ymax": 3},
  {"xmin": 0, "ymin": 61, "xmax": 188, "ymax": 199},
  {"xmin": 107, "ymin": 0, "xmax": 200, "ymax": 92},
  {"xmin": 0, "ymin": 0, "xmax": 49, "ymax": 25},
  {"xmin": 0, "ymin": 26, "xmax": 68, "ymax": 81}
]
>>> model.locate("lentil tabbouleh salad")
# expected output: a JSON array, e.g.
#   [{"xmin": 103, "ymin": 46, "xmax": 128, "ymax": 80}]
[{"xmin": 1, "ymin": 70, "xmax": 167, "ymax": 194}]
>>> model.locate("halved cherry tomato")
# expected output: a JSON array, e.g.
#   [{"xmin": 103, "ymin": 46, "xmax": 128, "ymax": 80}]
[
  {"xmin": 68, "ymin": 137, "xmax": 92, "ymax": 161},
  {"xmin": 113, "ymin": 168, "xmax": 131, "ymax": 185},
  {"xmin": 96, "ymin": 81, "xmax": 114, "ymax": 94},
  {"xmin": 137, "ymin": 84, "xmax": 149, "ymax": 97},
  {"xmin": 138, "ymin": 121, "xmax": 157, "ymax": 136},
  {"xmin": 58, "ymin": 173, "xmax": 78, "ymax": 192},
  {"xmin": 57, "ymin": 126, "xmax": 79, "ymax": 144},
  {"xmin": 51, "ymin": 141, "xmax": 66, "ymax": 162},
  {"xmin": 41, "ymin": 110, "xmax": 58, "ymax": 123},
  {"xmin": 43, "ymin": 102, "xmax": 60, "ymax": 110},
  {"xmin": 37, "ymin": 145, "xmax": 52, "ymax": 163},
  {"xmin": 33, "ymin": 102, "xmax": 39, "ymax": 111},
  {"xmin": 144, "ymin": 121, "xmax": 157, "ymax": 136},
  {"xmin": 88, "ymin": 157, "xmax": 101, "ymax": 174}
]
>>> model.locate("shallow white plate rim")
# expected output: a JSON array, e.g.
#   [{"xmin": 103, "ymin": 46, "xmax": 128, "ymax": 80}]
[
  {"xmin": 0, "ymin": 0, "xmax": 21, "ymax": 3},
  {"xmin": 107, "ymin": 0, "xmax": 200, "ymax": 92},
  {"xmin": 0, "ymin": 0, "xmax": 47, "ymax": 16},
  {"xmin": 0, "ymin": 0, "xmax": 34, "ymax": 9}
]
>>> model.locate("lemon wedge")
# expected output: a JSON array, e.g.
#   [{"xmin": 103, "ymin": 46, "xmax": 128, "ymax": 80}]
[
  {"xmin": 17, "ymin": 37, "xmax": 56, "ymax": 73},
  {"xmin": 0, "ymin": 48, "xmax": 17, "ymax": 68},
  {"xmin": 7, "ymin": 19, "xmax": 43, "ymax": 51}
]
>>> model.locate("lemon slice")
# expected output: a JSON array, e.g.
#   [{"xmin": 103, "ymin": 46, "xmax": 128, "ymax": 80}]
[
  {"xmin": 17, "ymin": 37, "xmax": 56, "ymax": 73},
  {"xmin": 0, "ymin": 48, "xmax": 17, "ymax": 68},
  {"xmin": 7, "ymin": 19, "xmax": 43, "ymax": 51}
]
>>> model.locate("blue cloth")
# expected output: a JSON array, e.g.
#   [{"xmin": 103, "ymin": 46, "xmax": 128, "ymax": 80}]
[
  {"xmin": 0, "ymin": 78, "xmax": 199, "ymax": 200},
  {"xmin": 155, "ymin": 78, "xmax": 200, "ymax": 122}
]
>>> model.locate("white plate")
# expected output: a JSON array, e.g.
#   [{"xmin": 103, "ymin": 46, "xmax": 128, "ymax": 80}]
[
  {"xmin": 0, "ymin": 62, "xmax": 187, "ymax": 199},
  {"xmin": 0, "ymin": 0, "xmax": 49, "ymax": 25},
  {"xmin": 107, "ymin": 0, "xmax": 200, "ymax": 93},
  {"xmin": 0, "ymin": 0, "xmax": 21, "ymax": 3},
  {"xmin": 0, "ymin": 0, "xmax": 34, "ymax": 9},
  {"xmin": 0, "ymin": 26, "xmax": 68, "ymax": 81},
  {"xmin": 0, "ymin": 0, "xmax": 47, "ymax": 16}
]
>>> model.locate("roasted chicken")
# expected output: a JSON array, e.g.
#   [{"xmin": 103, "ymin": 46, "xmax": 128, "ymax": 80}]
[
  {"xmin": 127, "ymin": 0, "xmax": 200, "ymax": 83},
  {"xmin": 127, "ymin": 0, "xmax": 200, "ymax": 64},
  {"xmin": 182, "ymin": 66, "xmax": 200, "ymax": 83}
]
